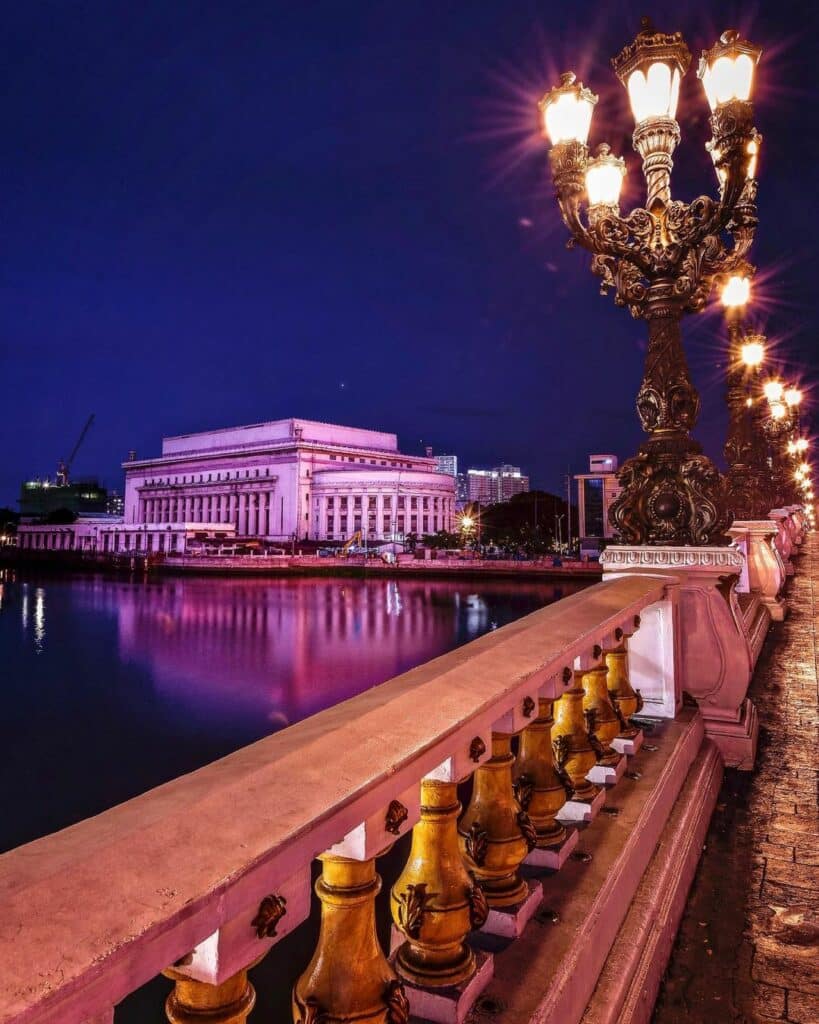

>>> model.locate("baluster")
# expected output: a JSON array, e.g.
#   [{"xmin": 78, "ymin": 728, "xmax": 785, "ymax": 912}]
[
  {"xmin": 163, "ymin": 967, "xmax": 255, "ymax": 1024},
  {"xmin": 390, "ymin": 779, "xmax": 485, "ymax": 989},
  {"xmin": 579, "ymin": 665, "xmax": 621, "ymax": 766},
  {"xmin": 458, "ymin": 733, "xmax": 532, "ymax": 908},
  {"xmin": 605, "ymin": 629, "xmax": 644, "ymax": 739},
  {"xmin": 293, "ymin": 855, "xmax": 407, "ymax": 1024},
  {"xmin": 551, "ymin": 685, "xmax": 600, "ymax": 802},
  {"xmin": 512, "ymin": 698, "xmax": 568, "ymax": 850}
]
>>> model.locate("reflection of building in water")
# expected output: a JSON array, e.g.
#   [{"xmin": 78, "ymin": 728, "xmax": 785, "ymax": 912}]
[
  {"xmin": 123, "ymin": 418, "xmax": 456, "ymax": 542},
  {"xmin": 63, "ymin": 577, "xmax": 579, "ymax": 732}
]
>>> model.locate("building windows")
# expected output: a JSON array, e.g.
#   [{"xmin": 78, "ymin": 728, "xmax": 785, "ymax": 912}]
[{"xmin": 583, "ymin": 478, "xmax": 606, "ymax": 537}]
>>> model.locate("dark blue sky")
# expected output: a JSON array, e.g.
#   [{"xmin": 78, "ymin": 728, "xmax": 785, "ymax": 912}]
[{"xmin": 1, "ymin": 0, "xmax": 816, "ymax": 504}]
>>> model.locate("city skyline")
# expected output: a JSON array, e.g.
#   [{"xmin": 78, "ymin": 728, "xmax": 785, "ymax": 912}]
[{"xmin": 1, "ymin": 0, "xmax": 816, "ymax": 507}]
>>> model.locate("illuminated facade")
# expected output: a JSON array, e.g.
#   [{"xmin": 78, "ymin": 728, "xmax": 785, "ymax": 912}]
[
  {"xmin": 574, "ymin": 454, "xmax": 622, "ymax": 541},
  {"xmin": 123, "ymin": 418, "xmax": 455, "ymax": 542},
  {"xmin": 466, "ymin": 465, "xmax": 530, "ymax": 505}
]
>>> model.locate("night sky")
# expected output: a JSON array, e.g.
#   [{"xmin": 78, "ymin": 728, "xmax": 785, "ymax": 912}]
[{"xmin": 1, "ymin": 0, "xmax": 816, "ymax": 505}]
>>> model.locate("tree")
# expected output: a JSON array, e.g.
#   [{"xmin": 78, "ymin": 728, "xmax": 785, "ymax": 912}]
[
  {"xmin": 479, "ymin": 491, "xmax": 578, "ymax": 556},
  {"xmin": 421, "ymin": 530, "xmax": 461, "ymax": 550}
]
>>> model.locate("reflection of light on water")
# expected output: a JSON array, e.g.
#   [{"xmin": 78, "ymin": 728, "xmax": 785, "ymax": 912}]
[
  {"xmin": 21, "ymin": 586, "xmax": 29, "ymax": 632},
  {"xmin": 464, "ymin": 593, "xmax": 488, "ymax": 635},
  {"xmin": 0, "ymin": 583, "xmax": 4, "ymax": 611},
  {"xmin": 33, "ymin": 588, "xmax": 46, "ymax": 653},
  {"xmin": 386, "ymin": 581, "xmax": 403, "ymax": 616}
]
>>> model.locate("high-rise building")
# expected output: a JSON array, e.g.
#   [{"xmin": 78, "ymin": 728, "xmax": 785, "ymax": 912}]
[
  {"xmin": 434, "ymin": 454, "xmax": 458, "ymax": 478},
  {"xmin": 574, "ymin": 454, "xmax": 621, "ymax": 544},
  {"xmin": 466, "ymin": 469, "xmax": 496, "ymax": 504},
  {"xmin": 466, "ymin": 465, "xmax": 530, "ymax": 505},
  {"xmin": 494, "ymin": 465, "xmax": 530, "ymax": 502},
  {"xmin": 455, "ymin": 473, "xmax": 469, "ymax": 509}
]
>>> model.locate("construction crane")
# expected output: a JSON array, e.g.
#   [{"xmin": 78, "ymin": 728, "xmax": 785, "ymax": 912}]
[{"xmin": 56, "ymin": 414, "xmax": 95, "ymax": 487}]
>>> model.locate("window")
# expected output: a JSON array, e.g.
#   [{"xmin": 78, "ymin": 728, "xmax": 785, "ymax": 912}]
[
  {"xmin": 330, "ymin": 454, "xmax": 337, "ymax": 460},
  {"xmin": 583, "ymin": 478, "xmax": 606, "ymax": 537}
]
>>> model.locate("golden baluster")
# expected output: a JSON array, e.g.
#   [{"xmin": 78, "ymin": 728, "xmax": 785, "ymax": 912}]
[
  {"xmin": 579, "ymin": 666, "xmax": 621, "ymax": 766},
  {"xmin": 551, "ymin": 686, "xmax": 600, "ymax": 801},
  {"xmin": 163, "ymin": 968, "xmax": 255, "ymax": 1024},
  {"xmin": 390, "ymin": 779, "xmax": 487, "ymax": 988},
  {"xmin": 512, "ymin": 699, "xmax": 568, "ymax": 849},
  {"xmin": 605, "ymin": 636, "xmax": 644, "ymax": 737},
  {"xmin": 458, "ymin": 732, "xmax": 534, "ymax": 908},
  {"xmin": 293, "ymin": 855, "xmax": 408, "ymax": 1024}
]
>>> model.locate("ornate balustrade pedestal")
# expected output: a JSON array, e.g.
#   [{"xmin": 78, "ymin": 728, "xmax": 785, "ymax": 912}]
[
  {"xmin": 601, "ymin": 545, "xmax": 758, "ymax": 770},
  {"xmin": 729, "ymin": 520, "xmax": 788, "ymax": 621}
]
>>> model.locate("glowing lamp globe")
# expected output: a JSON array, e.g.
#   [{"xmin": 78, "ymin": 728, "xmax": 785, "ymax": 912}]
[
  {"xmin": 585, "ymin": 143, "xmax": 626, "ymax": 206},
  {"xmin": 796, "ymin": 438, "xmax": 810, "ymax": 453},
  {"xmin": 539, "ymin": 72, "xmax": 597, "ymax": 145},
  {"xmin": 741, "ymin": 339, "xmax": 765, "ymax": 367},
  {"xmin": 721, "ymin": 274, "xmax": 751, "ymax": 308},
  {"xmin": 769, "ymin": 401, "xmax": 786, "ymax": 421},
  {"xmin": 697, "ymin": 30, "xmax": 761, "ymax": 111},
  {"xmin": 764, "ymin": 380, "xmax": 784, "ymax": 403},
  {"xmin": 785, "ymin": 387, "xmax": 803, "ymax": 407},
  {"xmin": 612, "ymin": 19, "xmax": 691, "ymax": 127}
]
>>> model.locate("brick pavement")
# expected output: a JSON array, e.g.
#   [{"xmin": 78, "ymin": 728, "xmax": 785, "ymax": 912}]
[{"xmin": 654, "ymin": 533, "xmax": 819, "ymax": 1024}]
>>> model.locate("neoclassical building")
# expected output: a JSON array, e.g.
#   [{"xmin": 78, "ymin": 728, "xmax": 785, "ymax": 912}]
[{"xmin": 123, "ymin": 418, "xmax": 455, "ymax": 542}]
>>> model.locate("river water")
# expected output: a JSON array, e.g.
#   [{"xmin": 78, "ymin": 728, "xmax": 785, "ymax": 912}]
[{"xmin": 1, "ymin": 570, "xmax": 588, "ymax": 853}]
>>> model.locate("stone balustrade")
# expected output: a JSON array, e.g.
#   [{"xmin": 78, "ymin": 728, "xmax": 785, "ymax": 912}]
[{"xmin": 0, "ymin": 508, "xmax": 804, "ymax": 1024}]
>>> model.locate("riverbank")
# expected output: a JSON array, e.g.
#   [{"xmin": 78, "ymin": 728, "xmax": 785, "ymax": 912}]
[{"xmin": 2, "ymin": 548, "xmax": 602, "ymax": 581}]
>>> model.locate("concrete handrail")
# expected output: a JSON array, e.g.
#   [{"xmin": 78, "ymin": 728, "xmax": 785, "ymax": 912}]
[{"xmin": 0, "ymin": 574, "xmax": 674, "ymax": 1024}]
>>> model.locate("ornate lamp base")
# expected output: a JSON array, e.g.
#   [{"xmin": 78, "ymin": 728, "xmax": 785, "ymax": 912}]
[{"xmin": 609, "ymin": 438, "xmax": 730, "ymax": 548}]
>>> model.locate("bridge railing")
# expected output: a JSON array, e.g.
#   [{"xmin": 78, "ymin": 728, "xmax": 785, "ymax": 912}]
[{"xmin": 0, "ymin": 572, "xmax": 687, "ymax": 1024}]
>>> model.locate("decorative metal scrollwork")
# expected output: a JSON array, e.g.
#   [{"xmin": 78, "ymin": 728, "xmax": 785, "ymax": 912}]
[
  {"xmin": 396, "ymin": 882, "xmax": 436, "ymax": 940},
  {"xmin": 517, "ymin": 811, "xmax": 538, "ymax": 852},
  {"xmin": 584, "ymin": 708, "xmax": 606, "ymax": 760},
  {"xmin": 385, "ymin": 979, "xmax": 410, "ymax": 1024},
  {"xmin": 465, "ymin": 821, "xmax": 489, "ymax": 867},
  {"xmin": 469, "ymin": 736, "xmax": 486, "ymax": 762},
  {"xmin": 552, "ymin": 734, "xmax": 575, "ymax": 798},
  {"xmin": 466, "ymin": 877, "xmax": 489, "ymax": 930},
  {"xmin": 385, "ymin": 799, "xmax": 409, "ymax": 836},
  {"xmin": 512, "ymin": 773, "xmax": 534, "ymax": 811},
  {"xmin": 251, "ymin": 892, "xmax": 287, "ymax": 939}
]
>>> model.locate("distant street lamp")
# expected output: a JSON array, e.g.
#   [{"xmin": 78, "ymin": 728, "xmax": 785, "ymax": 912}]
[
  {"xmin": 763, "ymin": 380, "xmax": 802, "ymax": 506},
  {"xmin": 539, "ymin": 20, "xmax": 762, "ymax": 546},
  {"xmin": 720, "ymin": 272, "xmax": 771, "ymax": 518}
]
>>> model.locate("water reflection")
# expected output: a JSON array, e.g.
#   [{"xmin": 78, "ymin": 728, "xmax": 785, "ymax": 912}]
[{"xmin": 0, "ymin": 571, "xmax": 588, "ymax": 849}]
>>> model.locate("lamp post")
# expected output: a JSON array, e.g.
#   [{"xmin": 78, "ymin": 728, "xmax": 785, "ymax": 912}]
[
  {"xmin": 762, "ymin": 379, "xmax": 799, "ymax": 507},
  {"xmin": 720, "ymin": 273, "xmax": 771, "ymax": 518},
  {"xmin": 539, "ymin": 19, "xmax": 762, "ymax": 546}
]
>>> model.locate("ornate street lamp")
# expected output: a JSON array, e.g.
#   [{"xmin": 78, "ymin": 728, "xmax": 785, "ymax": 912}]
[
  {"xmin": 539, "ymin": 19, "xmax": 762, "ymax": 546},
  {"xmin": 720, "ymin": 273, "xmax": 771, "ymax": 518}
]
